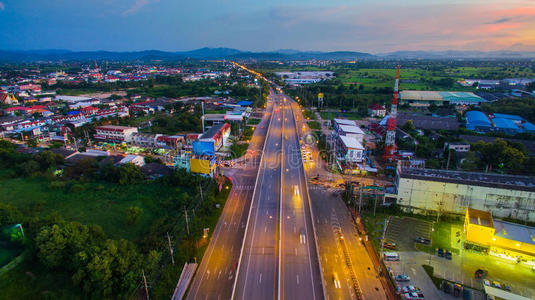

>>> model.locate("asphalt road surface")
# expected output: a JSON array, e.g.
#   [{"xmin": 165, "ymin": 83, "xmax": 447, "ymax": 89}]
[
  {"xmin": 186, "ymin": 93, "xmax": 273, "ymax": 300},
  {"xmin": 233, "ymin": 92, "xmax": 323, "ymax": 300}
]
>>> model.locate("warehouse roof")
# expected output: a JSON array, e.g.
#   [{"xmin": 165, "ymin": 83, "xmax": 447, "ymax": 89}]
[
  {"xmin": 334, "ymin": 118, "xmax": 357, "ymax": 126},
  {"xmin": 466, "ymin": 111, "xmax": 492, "ymax": 126},
  {"xmin": 492, "ymin": 117, "xmax": 519, "ymax": 130},
  {"xmin": 493, "ymin": 113, "xmax": 525, "ymax": 121},
  {"xmin": 339, "ymin": 135, "xmax": 364, "ymax": 149},
  {"xmin": 493, "ymin": 220, "xmax": 535, "ymax": 246},
  {"xmin": 399, "ymin": 167, "xmax": 535, "ymax": 192},
  {"xmin": 338, "ymin": 124, "xmax": 365, "ymax": 135},
  {"xmin": 398, "ymin": 112, "xmax": 459, "ymax": 131},
  {"xmin": 400, "ymin": 90, "xmax": 484, "ymax": 104}
]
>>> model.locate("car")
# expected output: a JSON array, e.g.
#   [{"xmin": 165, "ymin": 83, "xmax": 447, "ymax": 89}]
[
  {"xmin": 492, "ymin": 281, "xmax": 501, "ymax": 289},
  {"xmin": 483, "ymin": 279, "xmax": 491, "ymax": 287},
  {"xmin": 332, "ymin": 272, "xmax": 341, "ymax": 289},
  {"xmin": 415, "ymin": 237, "xmax": 431, "ymax": 244},
  {"xmin": 504, "ymin": 285, "xmax": 511, "ymax": 292},
  {"xmin": 437, "ymin": 248, "xmax": 444, "ymax": 257},
  {"xmin": 474, "ymin": 269, "xmax": 488, "ymax": 278},
  {"xmin": 396, "ymin": 274, "xmax": 410, "ymax": 282},
  {"xmin": 384, "ymin": 242, "xmax": 397, "ymax": 250},
  {"xmin": 445, "ymin": 251, "xmax": 452, "ymax": 260},
  {"xmin": 403, "ymin": 292, "xmax": 424, "ymax": 300}
]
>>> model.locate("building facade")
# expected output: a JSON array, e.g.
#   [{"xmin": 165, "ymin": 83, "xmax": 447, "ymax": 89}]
[
  {"xmin": 94, "ymin": 125, "xmax": 138, "ymax": 143},
  {"xmin": 396, "ymin": 167, "xmax": 535, "ymax": 222}
]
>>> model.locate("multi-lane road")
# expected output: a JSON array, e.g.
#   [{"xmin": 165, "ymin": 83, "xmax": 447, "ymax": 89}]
[
  {"xmin": 188, "ymin": 85, "xmax": 389, "ymax": 300},
  {"xmin": 232, "ymin": 92, "xmax": 323, "ymax": 300}
]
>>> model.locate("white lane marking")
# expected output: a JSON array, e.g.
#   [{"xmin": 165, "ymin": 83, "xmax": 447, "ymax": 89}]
[
  {"xmin": 295, "ymin": 248, "xmax": 298, "ymax": 256},
  {"xmin": 264, "ymin": 226, "xmax": 267, "ymax": 232},
  {"xmin": 297, "ymin": 274, "xmax": 300, "ymax": 285},
  {"xmin": 259, "ymin": 273, "xmax": 262, "ymax": 284}
]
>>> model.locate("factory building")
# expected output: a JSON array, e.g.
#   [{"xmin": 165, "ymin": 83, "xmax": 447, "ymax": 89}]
[
  {"xmin": 399, "ymin": 90, "xmax": 485, "ymax": 107},
  {"xmin": 466, "ymin": 111, "xmax": 493, "ymax": 132},
  {"xmin": 466, "ymin": 111, "xmax": 535, "ymax": 134},
  {"xmin": 395, "ymin": 167, "xmax": 535, "ymax": 222}
]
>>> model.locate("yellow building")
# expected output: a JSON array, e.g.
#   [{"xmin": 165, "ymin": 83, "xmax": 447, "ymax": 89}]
[
  {"xmin": 190, "ymin": 157, "xmax": 216, "ymax": 177},
  {"xmin": 464, "ymin": 208, "xmax": 535, "ymax": 265}
]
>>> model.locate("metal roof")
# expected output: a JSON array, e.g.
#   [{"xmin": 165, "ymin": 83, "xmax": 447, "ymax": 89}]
[
  {"xmin": 492, "ymin": 117, "xmax": 519, "ymax": 130},
  {"xmin": 339, "ymin": 135, "xmax": 364, "ymax": 149},
  {"xmin": 493, "ymin": 220, "xmax": 535, "ymax": 246},
  {"xmin": 399, "ymin": 167, "xmax": 535, "ymax": 192}
]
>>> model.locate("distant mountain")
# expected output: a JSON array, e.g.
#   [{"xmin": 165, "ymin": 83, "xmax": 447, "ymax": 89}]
[
  {"xmin": 0, "ymin": 48, "xmax": 375, "ymax": 62},
  {"xmin": 178, "ymin": 47, "xmax": 243, "ymax": 58},
  {"xmin": 381, "ymin": 50, "xmax": 535, "ymax": 59}
]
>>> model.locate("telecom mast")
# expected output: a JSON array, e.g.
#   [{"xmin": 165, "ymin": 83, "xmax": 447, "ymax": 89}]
[{"xmin": 383, "ymin": 65, "xmax": 400, "ymax": 161}]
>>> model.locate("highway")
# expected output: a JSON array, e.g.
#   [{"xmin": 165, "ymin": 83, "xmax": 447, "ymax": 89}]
[
  {"xmin": 186, "ymin": 94, "xmax": 274, "ymax": 300},
  {"xmin": 233, "ymin": 92, "xmax": 324, "ymax": 300},
  {"xmin": 233, "ymin": 93, "xmax": 283, "ymax": 300},
  {"xmin": 280, "ymin": 96, "xmax": 324, "ymax": 299},
  {"xmin": 287, "ymin": 97, "xmax": 389, "ymax": 300}
]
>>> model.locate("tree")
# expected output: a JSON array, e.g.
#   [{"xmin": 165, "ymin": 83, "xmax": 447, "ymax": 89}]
[
  {"xmin": 118, "ymin": 163, "xmax": 145, "ymax": 185},
  {"xmin": 27, "ymin": 138, "xmax": 38, "ymax": 148},
  {"xmin": 126, "ymin": 206, "xmax": 143, "ymax": 225}
]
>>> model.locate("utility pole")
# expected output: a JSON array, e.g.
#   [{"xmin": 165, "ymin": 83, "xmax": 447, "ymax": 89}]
[
  {"xmin": 142, "ymin": 269, "xmax": 150, "ymax": 300},
  {"xmin": 199, "ymin": 184, "xmax": 204, "ymax": 204},
  {"xmin": 185, "ymin": 207, "xmax": 190, "ymax": 235},
  {"xmin": 166, "ymin": 232, "xmax": 175, "ymax": 265}
]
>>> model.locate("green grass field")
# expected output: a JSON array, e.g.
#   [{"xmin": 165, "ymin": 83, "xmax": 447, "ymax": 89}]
[{"xmin": 0, "ymin": 177, "xmax": 190, "ymax": 240}]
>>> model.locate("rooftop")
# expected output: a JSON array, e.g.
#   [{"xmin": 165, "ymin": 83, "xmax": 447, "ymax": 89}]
[
  {"xmin": 399, "ymin": 167, "xmax": 535, "ymax": 192},
  {"xmin": 338, "ymin": 124, "xmax": 365, "ymax": 135},
  {"xmin": 494, "ymin": 220, "xmax": 535, "ymax": 246},
  {"xmin": 466, "ymin": 208, "xmax": 493, "ymax": 228},
  {"xmin": 339, "ymin": 135, "xmax": 364, "ymax": 149}
]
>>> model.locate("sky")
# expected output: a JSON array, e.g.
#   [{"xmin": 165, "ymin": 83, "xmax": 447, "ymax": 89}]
[{"xmin": 0, "ymin": 0, "xmax": 534, "ymax": 53}]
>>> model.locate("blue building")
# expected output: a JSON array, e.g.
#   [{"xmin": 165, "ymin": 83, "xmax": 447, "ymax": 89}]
[
  {"xmin": 466, "ymin": 111, "xmax": 492, "ymax": 132},
  {"xmin": 492, "ymin": 117, "xmax": 520, "ymax": 135}
]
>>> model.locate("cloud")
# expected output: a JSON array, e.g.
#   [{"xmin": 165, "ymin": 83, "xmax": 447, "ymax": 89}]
[
  {"xmin": 122, "ymin": 0, "xmax": 154, "ymax": 17},
  {"xmin": 0, "ymin": 2, "xmax": 5, "ymax": 11},
  {"xmin": 487, "ymin": 17, "xmax": 512, "ymax": 24}
]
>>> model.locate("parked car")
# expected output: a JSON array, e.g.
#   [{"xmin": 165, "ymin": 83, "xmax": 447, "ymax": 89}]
[
  {"xmin": 453, "ymin": 283, "xmax": 463, "ymax": 297},
  {"xmin": 492, "ymin": 281, "xmax": 502, "ymax": 289},
  {"xmin": 403, "ymin": 292, "xmax": 425, "ymax": 300},
  {"xmin": 396, "ymin": 274, "xmax": 410, "ymax": 282},
  {"xmin": 437, "ymin": 248, "xmax": 445, "ymax": 257},
  {"xmin": 445, "ymin": 250, "xmax": 452, "ymax": 260},
  {"xmin": 483, "ymin": 279, "xmax": 491, "ymax": 287},
  {"xmin": 504, "ymin": 285, "xmax": 511, "ymax": 292},
  {"xmin": 415, "ymin": 237, "xmax": 431, "ymax": 244},
  {"xmin": 474, "ymin": 269, "xmax": 488, "ymax": 278},
  {"xmin": 384, "ymin": 242, "xmax": 397, "ymax": 250}
]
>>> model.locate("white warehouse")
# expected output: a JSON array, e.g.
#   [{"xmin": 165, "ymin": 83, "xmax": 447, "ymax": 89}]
[{"xmin": 395, "ymin": 167, "xmax": 535, "ymax": 222}]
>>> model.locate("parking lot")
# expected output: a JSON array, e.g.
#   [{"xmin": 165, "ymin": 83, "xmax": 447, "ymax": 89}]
[
  {"xmin": 384, "ymin": 216, "xmax": 535, "ymax": 299},
  {"xmin": 386, "ymin": 216, "xmax": 432, "ymax": 251}
]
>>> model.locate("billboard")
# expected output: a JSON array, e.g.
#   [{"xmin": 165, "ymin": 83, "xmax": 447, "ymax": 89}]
[{"xmin": 192, "ymin": 140, "xmax": 215, "ymax": 156}]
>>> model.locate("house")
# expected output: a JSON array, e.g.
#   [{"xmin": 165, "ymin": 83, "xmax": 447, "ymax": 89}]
[
  {"xmin": 368, "ymin": 103, "xmax": 386, "ymax": 118},
  {"xmin": 94, "ymin": 125, "xmax": 138, "ymax": 143},
  {"xmin": 444, "ymin": 142, "xmax": 470, "ymax": 152},
  {"xmin": 198, "ymin": 122, "xmax": 231, "ymax": 151}
]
